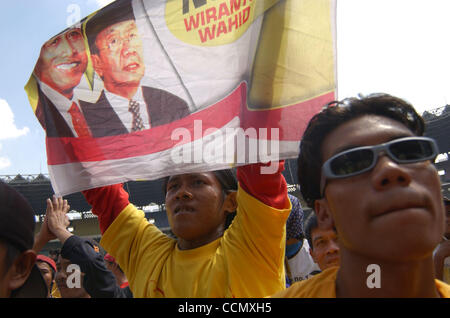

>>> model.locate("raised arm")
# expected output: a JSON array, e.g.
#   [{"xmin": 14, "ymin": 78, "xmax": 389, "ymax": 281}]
[
  {"xmin": 44, "ymin": 196, "xmax": 128, "ymax": 298},
  {"xmin": 82, "ymin": 184, "xmax": 130, "ymax": 234},
  {"xmin": 237, "ymin": 161, "xmax": 289, "ymax": 209},
  {"xmin": 33, "ymin": 196, "xmax": 70, "ymax": 253}
]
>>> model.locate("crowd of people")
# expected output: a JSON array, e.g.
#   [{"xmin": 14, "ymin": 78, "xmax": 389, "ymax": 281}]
[{"xmin": 1, "ymin": 94, "xmax": 449, "ymax": 298}]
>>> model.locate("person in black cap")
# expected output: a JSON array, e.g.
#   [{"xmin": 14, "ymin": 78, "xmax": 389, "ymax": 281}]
[
  {"xmin": 0, "ymin": 182, "xmax": 47, "ymax": 298},
  {"xmin": 80, "ymin": 0, "xmax": 190, "ymax": 137}
]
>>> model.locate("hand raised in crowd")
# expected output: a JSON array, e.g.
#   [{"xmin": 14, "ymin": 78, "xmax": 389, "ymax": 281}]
[
  {"xmin": 33, "ymin": 196, "xmax": 72, "ymax": 253},
  {"xmin": 46, "ymin": 196, "xmax": 73, "ymax": 244}
]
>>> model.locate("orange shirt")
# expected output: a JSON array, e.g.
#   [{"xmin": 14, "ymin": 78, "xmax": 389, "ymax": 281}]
[{"xmin": 271, "ymin": 266, "xmax": 450, "ymax": 298}]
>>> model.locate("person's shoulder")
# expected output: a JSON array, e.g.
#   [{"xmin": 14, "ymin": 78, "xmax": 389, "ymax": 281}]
[
  {"xmin": 142, "ymin": 86, "xmax": 171, "ymax": 99},
  {"xmin": 435, "ymin": 279, "xmax": 450, "ymax": 298},
  {"xmin": 271, "ymin": 266, "xmax": 338, "ymax": 298},
  {"xmin": 142, "ymin": 86, "xmax": 188, "ymax": 105},
  {"xmin": 79, "ymin": 89, "xmax": 108, "ymax": 107}
]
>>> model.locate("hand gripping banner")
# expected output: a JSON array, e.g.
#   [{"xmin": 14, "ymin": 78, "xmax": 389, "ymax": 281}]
[{"xmin": 25, "ymin": 0, "xmax": 336, "ymax": 196}]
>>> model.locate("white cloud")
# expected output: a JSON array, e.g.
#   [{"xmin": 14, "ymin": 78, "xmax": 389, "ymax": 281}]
[
  {"xmin": 0, "ymin": 99, "xmax": 29, "ymax": 140},
  {"xmin": 0, "ymin": 156, "xmax": 11, "ymax": 170},
  {"xmin": 0, "ymin": 143, "xmax": 11, "ymax": 170}
]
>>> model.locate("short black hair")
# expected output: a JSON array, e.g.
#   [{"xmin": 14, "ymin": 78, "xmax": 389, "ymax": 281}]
[
  {"xmin": 297, "ymin": 93, "xmax": 425, "ymax": 209},
  {"xmin": 213, "ymin": 169, "xmax": 238, "ymax": 230}
]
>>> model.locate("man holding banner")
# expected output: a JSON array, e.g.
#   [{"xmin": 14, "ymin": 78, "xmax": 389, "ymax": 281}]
[{"xmin": 82, "ymin": 162, "xmax": 291, "ymax": 298}]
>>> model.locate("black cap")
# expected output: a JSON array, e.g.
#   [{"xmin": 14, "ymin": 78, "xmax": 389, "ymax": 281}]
[
  {"xmin": 0, "ymin": 181, "xmax": 48, "ymax": 298},
  {"xmin": 85, "ymin": 0, "xmax": 136, "ymax": 54},
  {"xmin": 0, "ymin": 181, "xmax": 35, "ymax": 252}
]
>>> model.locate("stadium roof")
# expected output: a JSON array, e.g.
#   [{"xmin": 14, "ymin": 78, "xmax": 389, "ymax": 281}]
[
  {"xmin": 423, "ymin": 106, "xmax": 450, "ymax": 154},
  {"xmin": 1, "ymin": 159, "xmax": 300, "ymax": 216}
]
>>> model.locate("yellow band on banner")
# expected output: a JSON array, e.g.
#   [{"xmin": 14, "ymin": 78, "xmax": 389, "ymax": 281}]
[
  {"xmin": 166, "ymin": 0, "xmax": 279, "ymax": 46},
  {"xmin": 24, "ymin": 75, "xmax": 39, "ymax": 113},
  {"xmin": 83, "ymin": 11, "xmax": 101, "ymax": 90},
  {"xmin": 249, "ymin": 0, "xmax": 335, "ymax": 110}
]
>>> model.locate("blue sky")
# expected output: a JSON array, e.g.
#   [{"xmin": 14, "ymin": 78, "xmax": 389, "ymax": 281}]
[
  {"xmin": 0, "ymin": 0, "xmax": 113, "ymax": 176},
  {"xmin": 0, "ymin": 0, "xmax": 449, "ymax": 177}
]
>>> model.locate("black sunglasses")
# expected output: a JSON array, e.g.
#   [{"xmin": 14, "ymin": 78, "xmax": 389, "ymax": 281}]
[{"xmin": 320, "ymin": 136, "xmax": 439, "ymax": 196}]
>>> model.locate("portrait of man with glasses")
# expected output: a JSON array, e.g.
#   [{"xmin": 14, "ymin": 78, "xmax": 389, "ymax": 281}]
[
  {"xmin": 272, "ymin": 93, "xmax": 450, "ymax": 298},
  {"xmin": 80, "ymin": 0, "xmax": 190, "ymax": 137}
]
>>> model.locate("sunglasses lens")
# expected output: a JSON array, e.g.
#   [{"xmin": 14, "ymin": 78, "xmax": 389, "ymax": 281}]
[
  {"xmin": 330, "ymin": 149, "xmax": 374, "ymax": 176},
  {"xmin": 389, "ymin": 139, "xmax": 434, "ymax": 162}
]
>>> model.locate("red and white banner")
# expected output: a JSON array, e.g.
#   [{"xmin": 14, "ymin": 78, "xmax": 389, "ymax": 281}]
[{"xmin": 26, "ymin": 0, "xmax": 336, "ymax": 196}]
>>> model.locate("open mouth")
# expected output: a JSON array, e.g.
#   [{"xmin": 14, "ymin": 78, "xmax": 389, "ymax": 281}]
[
  {"xmin": 123, "ymin": 63, "xmax": 140, "ymax": 72},
  {"xmin": 174, "ymin": 206, "xmax": 195, "ymax": 214},
  {"xmin": 56, "ymin": 61, "xmax": 81, "ymax": 70}
]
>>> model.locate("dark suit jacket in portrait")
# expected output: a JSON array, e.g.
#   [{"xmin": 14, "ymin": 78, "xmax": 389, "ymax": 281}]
[
  {"xmin": 79, "ymin": 86, "xmax": 191, "ymax": 137},
  {"xmin": 35, "ymin": 84, "xmax": 76, "ymax": 138}
]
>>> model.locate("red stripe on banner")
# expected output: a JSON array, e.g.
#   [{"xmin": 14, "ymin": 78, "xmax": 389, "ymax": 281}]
[
  {"xmin": 46, "ymin": 83, "xmax": 334, "ymax": 165},
  {"xmin": 240, "ymin": 91, "xmax": 335, "ymax": 140},
  {"xmin": 47, "ymin": 83, "xmax": 247, "ymax": 165}
]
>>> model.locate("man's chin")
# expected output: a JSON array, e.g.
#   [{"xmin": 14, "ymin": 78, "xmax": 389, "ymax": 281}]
[
  {"xmin": 109, "ymin": 78, "xmax": 143, "ymax": 90},
  {"xmin": 325, "ymin": 260, "xmax": 339, "ymax": 268},
  {"xmin": 120, "ymin": 74, "xmax": 144, "ymax": 85},
  {"xmin": 45, "ymin": 80, "xmax": 79, "ymax": 98}
]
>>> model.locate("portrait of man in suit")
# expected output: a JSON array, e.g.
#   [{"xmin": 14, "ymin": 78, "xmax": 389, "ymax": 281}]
[
  {"xmin": 33, "ymin": 27, "xmax": 91, "ymax": 138},
  {"xmin": 82, "ymin": 0, "xmax": 190, "ymax": 137}
]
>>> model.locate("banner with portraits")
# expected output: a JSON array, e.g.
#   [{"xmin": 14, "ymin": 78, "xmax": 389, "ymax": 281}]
[{"xmin": 25, "ymin": 0, "xmax": 336, "ymax": 196}]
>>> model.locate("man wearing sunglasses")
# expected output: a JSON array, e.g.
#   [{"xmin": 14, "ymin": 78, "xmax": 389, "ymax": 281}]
[{"xmin": 273, "ymin": 93, "xmax": 450, "ymax": 297}]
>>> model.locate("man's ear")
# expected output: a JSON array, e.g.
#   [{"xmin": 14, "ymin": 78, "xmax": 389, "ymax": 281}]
[
  {"xmin": 7, "ymin": 250, "xmax": 36, "ymax": 291},
  {"xmin": 223, "ymin": 191, "xmax": 237, "ymax": 214},
  {"xmin": 91, "ymin": 54, "xmax": 103, "ymax": 78},
  {"xmin": 314, "ymin": 198, "xmax": 335, "ymax": 230}
]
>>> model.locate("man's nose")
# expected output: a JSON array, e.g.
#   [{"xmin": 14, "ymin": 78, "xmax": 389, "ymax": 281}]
[
  {"xmin": 121, "ymin": 38, "xmax": 137, "ymax": 56},
  {"xmin": 59, "ymin": 38, "xmax": 78, "ymax": 57},
  {"xmin": 326, "ymin": 240, "xmax": 339, "ymax": 254},
  {"xmin": 175, "ymin": 184, "xmax": 193, "ymax": 200},
  {"xmin": 371, "ymin": 155, "xmax": 412, "ymax": 191}
]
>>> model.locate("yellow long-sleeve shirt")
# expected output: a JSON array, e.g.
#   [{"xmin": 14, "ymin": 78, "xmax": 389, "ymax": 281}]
[{"xmin": 100, "ymin": 184, "xmax": 290, "ymax": 298}]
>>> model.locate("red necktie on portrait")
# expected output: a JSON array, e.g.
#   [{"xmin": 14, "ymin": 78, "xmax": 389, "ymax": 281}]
[{"xmin": 68, "ymin": 102, "xmax": 91, "ymax": 137}]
